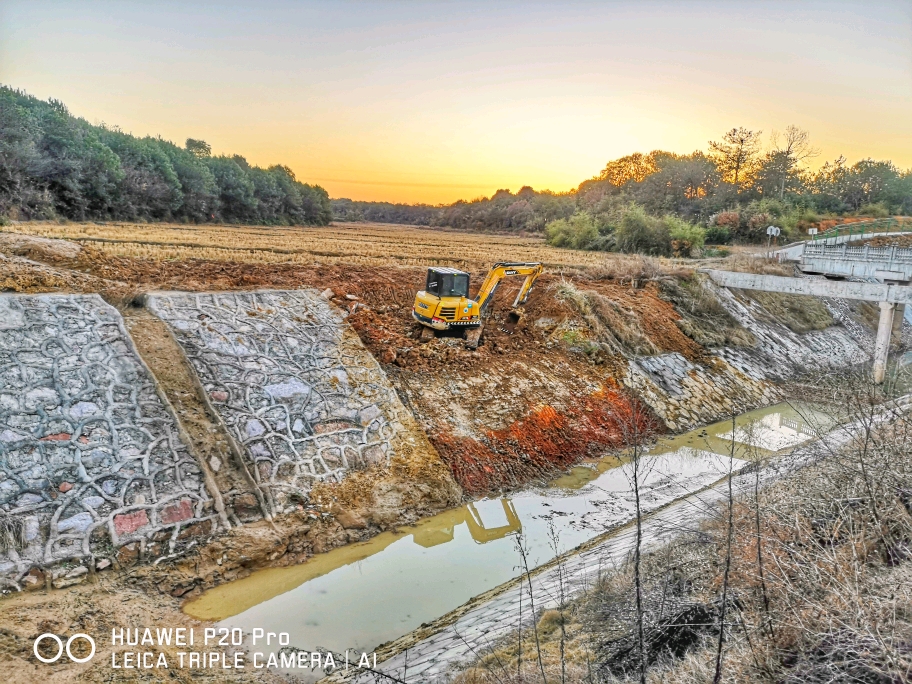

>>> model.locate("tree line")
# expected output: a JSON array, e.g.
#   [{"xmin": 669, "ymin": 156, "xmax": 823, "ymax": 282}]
[
  {"xmin": 335, "ymin": 125, "xmax": 912, "ymax": 248},
  {"xmin": 0, "ymin": 87, "xmax": 331, "ymax": 225},
  {"xmin": 3, "ymin": 86, "xmax": 908, "ymax": 245}
]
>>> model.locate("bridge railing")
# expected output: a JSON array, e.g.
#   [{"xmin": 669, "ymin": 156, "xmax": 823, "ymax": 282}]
[
  {"xmin": 781, "ymin": 416, "xmax": 816, "ymax": 437},
  {"xmin": 815, "ymin": 217, "xmax": 912, "ymax": 242},
  {"xmin": 804, "ymin": 242, "xmax": 912, "ymax": 262}
]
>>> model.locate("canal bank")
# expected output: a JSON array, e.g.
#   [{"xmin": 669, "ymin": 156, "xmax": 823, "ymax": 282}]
[{"xmin": 184, "ymin": 402, "xmax": 825, "ymax": 682}]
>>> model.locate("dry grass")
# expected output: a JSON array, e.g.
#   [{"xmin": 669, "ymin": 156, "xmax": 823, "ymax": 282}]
[
  {"xmin": 724, "ymin": 253, "xmax": 794, "ymax": 277},
  {"xmin": 6, "ymin": 221, "xmax": 617, "ymax": 270},
  {"xmin": 586, "ymin": 254, "xmax": 692, "ymax": 284},
  {"xmin": 745, "ymin": 289, "xmax": 834, "ymax": 334},
  {"xmin": 553, "ymin": 279, "xmax": 659, "ymax": 356},
  {"xmin": 658, "ymin": 276, "xmax": 757, "ymax": 348},
  {"xmin": 0, "ymin": 513, "xmax": 25, "ymax": 553},
  {"xmin": 711, "ymin": 251, "xmax": 833, "ymax": 334}
]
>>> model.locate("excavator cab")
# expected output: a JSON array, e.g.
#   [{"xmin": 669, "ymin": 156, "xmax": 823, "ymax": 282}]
[
  {"xmin": 425, "ymin": 268, "xmax": 470, "ymax": 300},
  {"xmin": 412, "ymin": 267, "xmax": 481, "ymax": 333},
  {"xmin": 412, "ymin": 262, "xmax": 543, "ymax": 349}
]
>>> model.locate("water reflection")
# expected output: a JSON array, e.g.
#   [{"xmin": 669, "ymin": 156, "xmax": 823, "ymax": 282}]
[
  {"xmin": 414, "ymin": 499, "xmax": 522, "ymax": 547},
  {"xmin": 183, "ymin": 401, "xmax": 824, "ymax": 670},
  {"xmin": 719, "ymin": 411, "xmax": 816, "ymax": 451}
]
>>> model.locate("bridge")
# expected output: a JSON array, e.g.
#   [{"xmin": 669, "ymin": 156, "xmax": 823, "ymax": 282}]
[
  {"xmin": 739, "ymin": 218, "xmax": 912, "ymax": 383},
  {"xmin": 703, "ymin": 269, "xmax": 907, "ymax": 384},
  {"xmin": 771, "ymin": 217, "xmax": 912, "ymax": 262},
  {"xmin": 800, "ymin": 242, "xmax": 912, "ymax": 282}
]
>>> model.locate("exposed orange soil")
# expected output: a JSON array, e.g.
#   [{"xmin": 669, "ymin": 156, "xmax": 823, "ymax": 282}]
[{"xmin": 433, "ymin": 390, "xmax": 659, "ymax": 494}]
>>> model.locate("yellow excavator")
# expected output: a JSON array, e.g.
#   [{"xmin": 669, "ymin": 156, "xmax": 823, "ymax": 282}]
[{"xmin": 412, "ymin": 262, "xmax": 543, "ymax": 349}]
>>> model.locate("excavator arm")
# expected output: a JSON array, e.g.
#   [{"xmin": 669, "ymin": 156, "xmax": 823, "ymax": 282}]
[{"xmin": 474, "ymin": 262, "xmax": 543, "ymax": 315}]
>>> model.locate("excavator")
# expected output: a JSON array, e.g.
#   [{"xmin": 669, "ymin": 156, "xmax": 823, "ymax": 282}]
[{"xmin": 412, "ymin": 262, "xmax": 543, "ymax": 349}]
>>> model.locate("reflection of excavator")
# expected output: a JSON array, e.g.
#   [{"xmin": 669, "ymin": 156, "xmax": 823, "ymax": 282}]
[
  {"xmin": 412, "ymin": 499, "xmax": 522, "ymax": 548},
  {"xmin": 465, "ymin": 499, "xmax": 522, "ymax": 544},
  {"xmin": 412, "ymin": 262, "xmax": 543, "ymax": 349}
]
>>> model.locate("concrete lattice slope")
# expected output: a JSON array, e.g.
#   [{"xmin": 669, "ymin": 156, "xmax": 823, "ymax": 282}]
[
  {"xmin": 625, "ymin": 283, "xmax": 871, "ymax": 430},
  {"xmin": 0, "ymin": 294, "xmax": 217, "ymax": 588},
  {"xmin": 146, "ymin": 289, "xmax": 420, "ymax": 517}
]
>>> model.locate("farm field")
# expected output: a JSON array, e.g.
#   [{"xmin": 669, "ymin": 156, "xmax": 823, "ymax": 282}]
[{"xmin": 6, "ymin": 220, "xmax": 610, "ymax": 270}]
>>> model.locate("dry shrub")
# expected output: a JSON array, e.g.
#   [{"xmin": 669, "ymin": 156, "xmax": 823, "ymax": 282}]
[
  {"xmin": 714, "ymin": 212, "xmax": 740, "ymax": 229},
  {"xmin": 725, "ymin": 253, "xmax": 793, "ymax": 277}
]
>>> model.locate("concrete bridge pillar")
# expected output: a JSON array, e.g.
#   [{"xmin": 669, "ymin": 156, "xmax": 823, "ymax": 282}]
[
  {"xmin": 874, "ymin": 301, "xmax": 895, "ymax": 383},
  {"xmin": 892, "ymin": 303, "xmax": 906, "ymax": 346}
]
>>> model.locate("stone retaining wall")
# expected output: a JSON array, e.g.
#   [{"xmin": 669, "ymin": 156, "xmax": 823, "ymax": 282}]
[
  {"xmin": 0, "ymin": 294, "xmax": 216, "ymax": 589},
  {"xmin": 146, "ymin": 290, "xmax": 416, "ymax": 518},
  {"xmin": 626, "ymin": 283, "xmax": 872, "ymax": 430}
]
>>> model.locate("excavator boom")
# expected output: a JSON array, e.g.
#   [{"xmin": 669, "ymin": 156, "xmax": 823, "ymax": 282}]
[{"xmin": 474, "ymin": 262, "xmax": 543, "ymax": 314}]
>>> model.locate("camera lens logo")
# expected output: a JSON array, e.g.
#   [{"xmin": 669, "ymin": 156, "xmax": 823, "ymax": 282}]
[{"xmin": 33, "ymin": 633, "xmax": 96, "ymax": 664}]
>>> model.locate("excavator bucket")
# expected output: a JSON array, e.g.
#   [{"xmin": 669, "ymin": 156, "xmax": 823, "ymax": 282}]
[{"xmin": 503, "ymin": 310, "xmax": 521, "ymax": 333}]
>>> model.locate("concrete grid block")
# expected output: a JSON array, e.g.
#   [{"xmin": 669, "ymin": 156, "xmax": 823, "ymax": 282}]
[
  {"xmin": 0, "ymin": 294, "xmax": 214, "ymax": 586},
  {"xmin": 146, "ymin": 290, "xmax": 406, "ymax": 514}
]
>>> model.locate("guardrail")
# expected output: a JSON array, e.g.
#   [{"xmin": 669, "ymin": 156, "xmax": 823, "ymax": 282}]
[
  {"xmin": 815, "ymin": 217, "xmax": 912, "ymax": 242},
  {"xmin": 803, "ymin": 242, "xmax": 912, "ymax": 263}
]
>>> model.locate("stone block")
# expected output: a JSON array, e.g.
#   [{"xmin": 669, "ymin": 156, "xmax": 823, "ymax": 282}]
[
  {"xmin": 231, "ymin": 493, "xmax": 261, "ymax": 520},
  {"xmin": 114, "ymin": 509, "xmax": 149, "ymax": 536},
  {"xmin": 160, "ymin": 498, "xmax": 194, "ymax": 525},
  {"xmin": 116, "ymin": 543, "xmax": 139, "ymax": 566},
  {"xmin": 21, "ymin": 566, "xmax": 45, "ymax": 590},
  {"xmin": 57, "ymin": 512, "xmax": 93, "ymax": 534},
  {"xmin": 358, "ymin": 404, "xmax": 382, "ymax": 426}
]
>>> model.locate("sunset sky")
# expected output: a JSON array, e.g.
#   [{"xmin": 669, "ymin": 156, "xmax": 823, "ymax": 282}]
[{"xmin": 1, "ymin": 1, "xmax": 910, "ymax": 204}]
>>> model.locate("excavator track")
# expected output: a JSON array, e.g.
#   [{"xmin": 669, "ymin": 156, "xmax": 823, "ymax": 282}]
[{"xmin": 464, "ymin": 326, "xmax": 483, "ymax": 349}]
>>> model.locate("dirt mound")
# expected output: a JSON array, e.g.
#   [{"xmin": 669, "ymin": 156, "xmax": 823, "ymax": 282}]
[{"xmin": 0, "ymin": 252, "xmax": 132, "ymax": 300}]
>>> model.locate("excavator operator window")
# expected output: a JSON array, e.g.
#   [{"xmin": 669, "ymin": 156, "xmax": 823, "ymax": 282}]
[
  {"xmin": 426, "ymin": 270, "xmax": 469, "ymax": 298},
  {"xmin": 426, "ymin": 271, "xmax": 440, "ymax": 296},
  {"xmin": 440, "ymin": 273, "xmax": 469, "ymax": 298}
]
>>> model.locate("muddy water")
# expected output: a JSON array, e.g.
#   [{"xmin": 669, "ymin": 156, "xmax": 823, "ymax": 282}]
[{"xmin": 183, "ymin": 402, "xmax": 822, "ymax": 665}]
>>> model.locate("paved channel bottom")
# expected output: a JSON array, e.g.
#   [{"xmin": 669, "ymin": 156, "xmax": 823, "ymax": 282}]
[{"xmin": 183, "ymin": 402, "xmax": 824, "ymax": 682}]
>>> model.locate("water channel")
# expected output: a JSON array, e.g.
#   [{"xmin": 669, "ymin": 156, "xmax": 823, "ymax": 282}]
[{"xmin": 183, "ymin": 401, "xmax": 825, "ymax": 677}]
